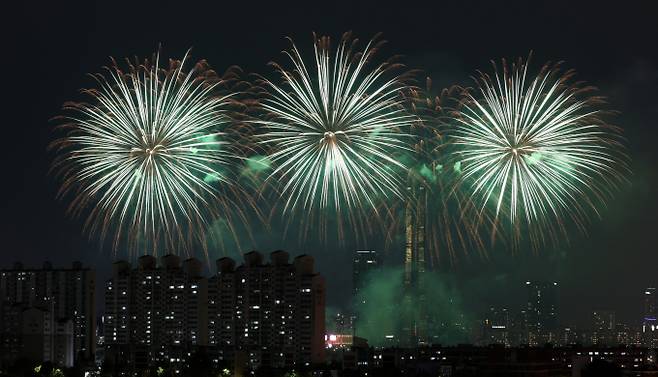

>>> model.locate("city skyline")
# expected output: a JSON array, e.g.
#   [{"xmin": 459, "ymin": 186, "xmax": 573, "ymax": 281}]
[
  {"xmin": 3, "ymin": 0, "xmax": 658, "ymax": 365},
  {"xmin": 3, "ymin": 249, "xmax": 656, "ymax": 331},
  {"xmin": 2, "ymin": 256, "xmax": 656, "ymax": 347}
]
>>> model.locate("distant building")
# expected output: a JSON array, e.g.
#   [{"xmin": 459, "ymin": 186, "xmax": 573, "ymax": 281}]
[
  {"xmin": 324, "ymin": 334, "xmax": 369, "ymax": 370},
  {"xmin": 325, "ymin": 334, "xmax": 367, "ymax": 349},
  {"xmin": 481, "ymin": 306, "xmax": 511, "ymax": 347},
  {"xmin": 559, "ymin": 326, "xmax": 580, "ymax": 347},
  {"xmin": 352, "ymin": 249, "xmax": 380, "ymax": 336},
  {"xmin": 350, "ymin": 344, "xmax": 657, "ymax": 376},
  {"xmin": 642, "ymin": 287, "xmax": 657, "ymax": 348},
  {"xmin": 592, "ymin": 310, "xmax": 616, "ymax": 345},
  {"xmin": 22, "ymin": 307, "xmax": 75, "ymax": 367},
  {"xmin": 95, "ymin": 315, "xmax": 105, "ymax": 367},
  {"xmin": 330, "ymin": 312, "xmax": 353, "ymax": 335},
  {"xmin": 207, "ymin": 250, "xmax": 326, "ymax": 370},
  {"xmin": 524, "ymin": 281, "xmax": 558, "ymax": 346},
  {"xmin": 614, "ymin": 322, "xmax": 633, "ymax": 346},
  {"xmin": 103, "ymin": 255, "xmax": 208, "ymax": 369},
  {"xmin": 646, "ymin": 288, "xmax": 657, "ymax": 319},
  {"xmin": 0, "ymin": 262, "xmax": 95, "ymax": 367}
]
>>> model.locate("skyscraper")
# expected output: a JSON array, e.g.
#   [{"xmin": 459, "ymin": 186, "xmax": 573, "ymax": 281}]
[
  {"xmin": 352, "ymin": 249, "xmax": 380, "ymax": 336},
  {"xmin": 403, "ymin": 185, "xmax": 430, "ymax": 346},
  {"xmin": 524, "ymin": 281, "xmax": 558, "ymax": 346},
  {"xmin": 0, "ymin": 262, "xmax": 96, "ymax": 366},
  {"xmin": 404, "ymin": 187, "xmax": 428, "ymax": 287}
]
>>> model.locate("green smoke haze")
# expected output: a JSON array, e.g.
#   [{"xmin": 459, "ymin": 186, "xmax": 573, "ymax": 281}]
[{"xmin": 353, "ymin": 267, "xmax": 472, "ymax": 346}]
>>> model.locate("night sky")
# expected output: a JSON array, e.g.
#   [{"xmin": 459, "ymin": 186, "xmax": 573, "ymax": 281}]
[{"xmin": 3, "ymin": 1, "xmax": 657, "ymax": 329}]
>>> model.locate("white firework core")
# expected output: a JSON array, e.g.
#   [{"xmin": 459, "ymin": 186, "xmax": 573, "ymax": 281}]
[
  {"xmin": 53, "ymin": 52, "xmax": 241, "ymax": 255},
  {"xmin": 258, "ymin": 35, "xmax": 414, "ymax": 218},
  {"xmin": 453, "ymin": 60, "xmax": 625, "ymax": 236}
]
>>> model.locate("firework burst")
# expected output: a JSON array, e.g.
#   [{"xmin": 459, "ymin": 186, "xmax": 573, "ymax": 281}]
[
  {"xmin": 255, "ymin": 33, "xmax": 415, "ymax": 238},
  {"xmin": 452, "ymin": 57, "xmax": 627, "ymax": 245},
  {"xmin": 51, "ymin": 51, "xmax": 251, "ymax": 257}
]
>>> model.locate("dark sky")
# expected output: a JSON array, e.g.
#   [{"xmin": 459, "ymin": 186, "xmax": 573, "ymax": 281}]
[{"xmin": 2, "ymin": 1, "xmax": 657, "ymax": 328}]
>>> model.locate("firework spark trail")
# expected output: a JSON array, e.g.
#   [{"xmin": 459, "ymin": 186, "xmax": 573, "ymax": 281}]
[
  {"xmin": 452, "ymin": 58, "xmax": 627, "ymax": 245},
  {"xmin": 380, "ymin": 83, "xmax": 498, "ymax": 265},
  {"xmin": 51, "ymin": 51, "xmax": 251, "ymax": 257},
  {"xmin": 255, "ymin": 33, "xmax": 415, "ymax": 238}
]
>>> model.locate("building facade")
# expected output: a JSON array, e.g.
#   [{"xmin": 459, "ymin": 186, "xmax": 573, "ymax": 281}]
[
  {"xmin": 0, "ymin": 262, "xmax": 95, "ymax": 367},
  {"xmin": 103, "ymin": 255, "xmax": 208, "ymax": 369},
  {"xmin": 208, "ymin": 251, "xmax": 325, "ymax": 370}
]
